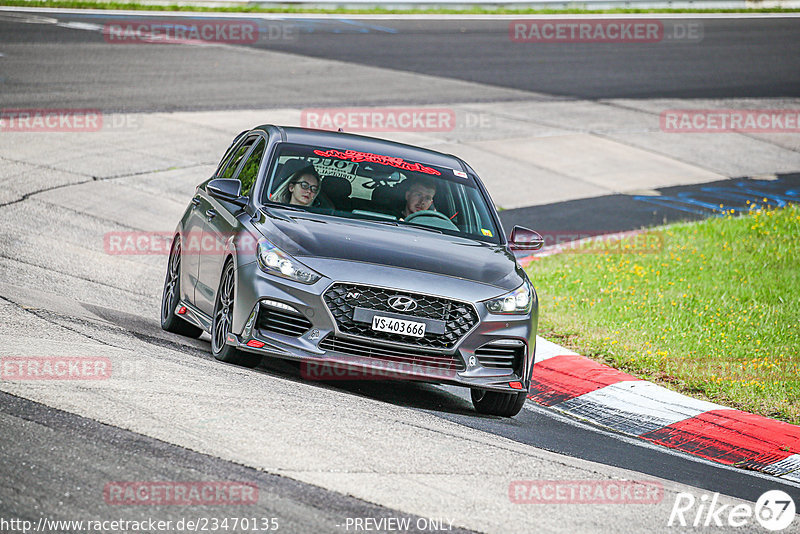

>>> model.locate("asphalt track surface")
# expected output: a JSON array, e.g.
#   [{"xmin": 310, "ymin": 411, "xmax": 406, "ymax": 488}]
[
  {"xmin": 1, "ymin": 14, "xmax": 799, "ymax": 111},
  {"xmin": 1, "ymin": 11, "xmax": 800, "ymax": 533},
  {"xmin": 2, "ymin": 391, "xmax": 470, "ymax": 534}
]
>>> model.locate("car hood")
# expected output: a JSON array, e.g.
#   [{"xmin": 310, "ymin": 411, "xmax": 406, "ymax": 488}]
[{"xmin": 254, "ymin": 209, "xmax": 525, "ymax": 291}]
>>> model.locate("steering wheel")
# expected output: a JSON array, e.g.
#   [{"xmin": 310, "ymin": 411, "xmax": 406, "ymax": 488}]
[
  {"xmin": 404, "ymin": 210, "xmax": 459, "ymax": 231},
  {"xmin": 404, "ymin": 210, "xmax": 455, "ymax": 226}
]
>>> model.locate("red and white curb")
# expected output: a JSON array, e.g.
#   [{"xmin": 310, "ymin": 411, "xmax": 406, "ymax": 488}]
[{"xmin": 531, "ymin": 337, "xmax": 800, "ymax": 483}]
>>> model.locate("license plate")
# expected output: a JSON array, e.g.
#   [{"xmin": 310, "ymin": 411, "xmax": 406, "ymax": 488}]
[{"xmin": 371, "ymin": 315, "xmax": 426, "ymax": 338}]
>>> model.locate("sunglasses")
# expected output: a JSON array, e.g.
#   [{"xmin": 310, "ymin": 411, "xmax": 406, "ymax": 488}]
[{"xmin": 293, "ymin": 181, "xmax": 319, "ymax": 193}]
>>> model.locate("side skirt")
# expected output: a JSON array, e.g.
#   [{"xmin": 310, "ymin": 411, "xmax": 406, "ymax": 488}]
[{"xmin": 176, "ymin": 300, "xmax": 213, "ymax": 333}]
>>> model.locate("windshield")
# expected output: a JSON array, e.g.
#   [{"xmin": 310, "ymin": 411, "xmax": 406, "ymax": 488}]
[{"xmin": 260, "ymin": 143, "xmax": 501, "ymax": 244}]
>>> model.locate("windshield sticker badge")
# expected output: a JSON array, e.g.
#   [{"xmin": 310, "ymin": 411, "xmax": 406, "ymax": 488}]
[
  {"xmin": 481, "ymin": 229, "xmax": 493, "ymax": 237},
  {"xmin": 306, "ymin": 156, "xmax": 358, "ymax": 181}
]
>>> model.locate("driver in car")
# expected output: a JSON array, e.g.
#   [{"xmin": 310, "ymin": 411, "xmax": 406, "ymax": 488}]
[{"xmin": 401, "ymin": 177, "xmax": 437, "ymax": 219}]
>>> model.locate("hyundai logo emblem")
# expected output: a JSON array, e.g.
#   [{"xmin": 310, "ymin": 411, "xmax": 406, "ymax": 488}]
[{"xmin": 388, "ymin": 296, "xmax": 418, "ymax": 312}]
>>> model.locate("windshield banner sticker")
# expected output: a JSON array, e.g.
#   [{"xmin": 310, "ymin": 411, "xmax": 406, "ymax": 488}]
[{"xmin": 313, "ymin": 149, "xmax": 441, "ymax": 176}]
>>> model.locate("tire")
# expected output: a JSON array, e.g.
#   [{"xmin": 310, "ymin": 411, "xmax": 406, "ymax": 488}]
[
  {"xmin": 211, "ymin": 260, "xmax": 261, "ymax": 368},
  {"xmin": 161, "ymin": 239, "xmax": 203, "ymax": 338},
  {"xmin": 471, "ymin": 388, "xmax": 527, "ymax": 417}
]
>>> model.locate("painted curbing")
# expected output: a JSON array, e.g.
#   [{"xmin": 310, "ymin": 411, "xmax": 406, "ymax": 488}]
[
  {"xmin": 531, "ymin": 337, "xmax": 800, "ymax": 483},
  {"xmin": 525, "ymin": 230, "xmax": 799, "ymax": 482}
]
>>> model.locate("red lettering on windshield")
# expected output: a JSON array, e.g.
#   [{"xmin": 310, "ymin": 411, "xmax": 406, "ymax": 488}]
[{"xmin": 312, "ymin": 149, "xmax": 441, "ymax": 176}]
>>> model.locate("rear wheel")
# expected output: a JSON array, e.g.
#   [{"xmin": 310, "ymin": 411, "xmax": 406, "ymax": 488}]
[
  {"xmin": 471, "ymin": 388, "xmax": 527, "ymax": 417},
  {"xmin": 211, "ymin": 260, "xmax": 261, "ymax": 368},
  {"xmin": 161, "ymin": 240, "xmax": 203, "ymax": 338}
]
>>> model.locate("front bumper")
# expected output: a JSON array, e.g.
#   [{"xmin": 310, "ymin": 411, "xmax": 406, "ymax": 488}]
[{"xmin": 229, "ymin": 260, "xmax": 537, "ymax": 393}]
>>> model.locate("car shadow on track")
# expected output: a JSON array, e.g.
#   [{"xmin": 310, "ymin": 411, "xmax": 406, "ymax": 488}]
[
  {"xmin": 255, "ymin": 357, "xmax": 479, "ymax": 417},
  {"xmin": 88, "ymin": 302, "xmax": 493, "ymax": 419}
]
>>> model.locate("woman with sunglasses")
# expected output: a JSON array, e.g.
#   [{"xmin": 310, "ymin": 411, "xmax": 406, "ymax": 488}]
[{"xmin": 281, "ymin": 166, "xmax": 321, "ymax": 206}]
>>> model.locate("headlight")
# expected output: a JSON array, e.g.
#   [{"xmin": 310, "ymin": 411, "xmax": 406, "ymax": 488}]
[
  {"xmin": 256, "ymin": 239, "xmax": 321, "ymax": 284},
  {"xmin": 484, "ymin": 281, "xmax": 533, "ymax": 314}
]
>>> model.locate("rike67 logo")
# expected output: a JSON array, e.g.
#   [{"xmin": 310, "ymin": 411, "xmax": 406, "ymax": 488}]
[{"xmin": 669, "ymin": 490, "xmax": 796, "ymax": 531}]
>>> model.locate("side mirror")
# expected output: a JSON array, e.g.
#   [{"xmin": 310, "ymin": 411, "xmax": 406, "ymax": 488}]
[
  {"xmin": 208, "ymin": 178, "xmax": 248, "ymax": 208},
  {"xmin": 509, "ymin": 226, "xmax": 544, "ymax": 251}
]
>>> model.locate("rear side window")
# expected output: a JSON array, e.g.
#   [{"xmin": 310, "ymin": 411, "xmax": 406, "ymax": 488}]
[
  {"xmin": 218, "ymin": 136, "xmax": 257, "ymax": 179},
  {"xmin": 214, "ymin": 132, "xmax": 247, "ymax": 176}
]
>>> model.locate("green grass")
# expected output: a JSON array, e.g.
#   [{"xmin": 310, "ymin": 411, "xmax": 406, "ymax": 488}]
[
  {"xmin": 526, "ymin": 204, "xmax": 800, "ymax": 425},
  {"xmin": 1, "ymin": 0, "xmax": 799, "ymax": 13}
]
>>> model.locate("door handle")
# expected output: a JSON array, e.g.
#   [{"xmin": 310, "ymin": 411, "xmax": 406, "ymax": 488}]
[
  {"xmin": 205, "ymin": 209, "xmax": 217, "ymax": 220},
  {"xmin": 191, "ymin": 198, "xmax": 201, "ymax": 208}
]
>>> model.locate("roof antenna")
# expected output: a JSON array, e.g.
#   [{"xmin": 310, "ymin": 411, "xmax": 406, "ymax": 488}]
[{"xmin": 338, "ymin": 128, "xmax": 344, "ymax": 132}]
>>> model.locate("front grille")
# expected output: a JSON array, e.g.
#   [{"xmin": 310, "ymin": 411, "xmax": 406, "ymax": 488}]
[
  {"xmin": 256, "ymin": 304, "xmax": 312, "ymax": 337},
  {"xmin": 322, "ymin": 283, "xmax": 479, "ymax": 350},
  {"xmin": 319, "ymin": 334, "xmax": 465, "ymax": 371},
  {"xmin": 475, "ymin": 342, "xmax": 525, "ymax": 370}
]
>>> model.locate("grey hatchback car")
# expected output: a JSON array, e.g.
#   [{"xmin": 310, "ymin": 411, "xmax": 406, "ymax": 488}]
[{"xmin": 161, "ymin": 125, "xmax": 543, "ymax": 417}]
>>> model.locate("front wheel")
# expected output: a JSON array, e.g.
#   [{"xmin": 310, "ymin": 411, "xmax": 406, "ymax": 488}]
[
  {"xmin": 211, "ymin": 260, "xmax": 261, "ymax": 368},
  {"xmin": 471, "ymin": 388, "xmax": 527, "ymax": 417}
]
